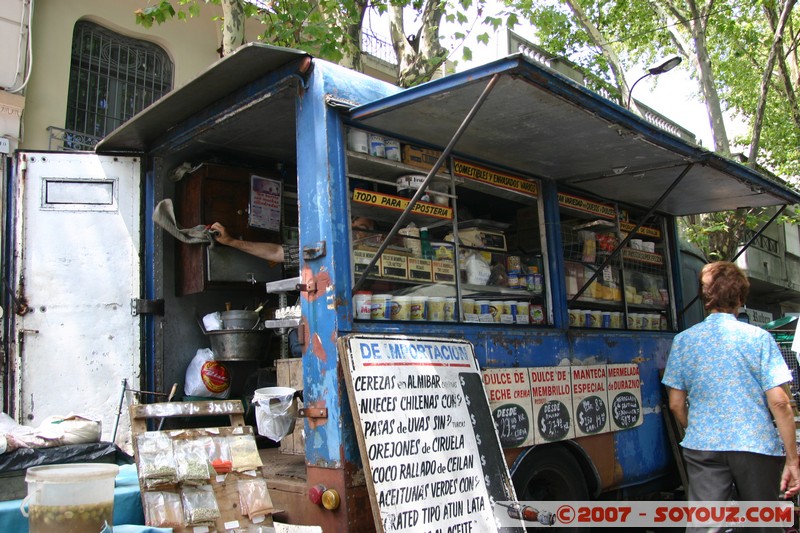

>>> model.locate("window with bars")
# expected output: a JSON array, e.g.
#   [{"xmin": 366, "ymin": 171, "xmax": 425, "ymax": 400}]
[{"xmin": 64, "ymin": 21, "xmax": 173, "ymax": 148}]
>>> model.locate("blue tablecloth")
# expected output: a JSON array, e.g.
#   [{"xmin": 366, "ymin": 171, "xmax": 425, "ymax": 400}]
[{"xmin": 0, "ymin": 464, "xmax": 170, "ymax": 532}]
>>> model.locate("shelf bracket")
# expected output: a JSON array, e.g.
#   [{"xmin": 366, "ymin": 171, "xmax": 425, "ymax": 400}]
[
  {"xmin": 298, "ymin": 407, "xmax": 327, "ymax": 419},
  {"xmin": 297, "ymin": 281, "xmax": 317, "ymax": 294}
]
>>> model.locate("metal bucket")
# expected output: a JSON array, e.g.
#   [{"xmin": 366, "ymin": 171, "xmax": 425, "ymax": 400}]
[
  {"xmin": 219, "ymin": 310, "xmax": 260, "ymax": 330},
  {"xmin": 207, "ymin": 329, "xmax": 271, "ymax": 361}
]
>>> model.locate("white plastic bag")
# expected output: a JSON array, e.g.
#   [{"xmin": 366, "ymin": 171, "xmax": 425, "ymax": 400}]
[
  {"xmin": 184, "ymin": 348, "xmax": 231, "ymax": 399},
  {"xmin": 36, "ymin": 414, "xmax": 101, "ymax": 445},
  {"xmin": 465, "ymin": 252, "xmax": 491, "ymax": 285},
  {"xmin": 253, "ymin": 388, "xmax": 297, "ymax": 441},
  {"xmin": 202, "ymin": 312, "xmax": 222, "ymax": 332}
]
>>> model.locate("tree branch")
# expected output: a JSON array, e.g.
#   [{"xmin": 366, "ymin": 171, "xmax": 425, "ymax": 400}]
[{"xmin": 748, "ymin": 0, "xmax": 797, "ymax": 167}]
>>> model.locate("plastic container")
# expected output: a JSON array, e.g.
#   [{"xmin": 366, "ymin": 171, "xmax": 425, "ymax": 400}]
[
  {"xmin": 410, "ymin": 296, "xmax": 427, "ymax": 321},
  {"xmin": 490, "ymin": 301, "xmax": 504, "ymax": 322},
  {"xmin": 371, "ymin": 294, "xmax": 392, "ymax": 320},
  {"xmin": 428, "ymin": 297, "xmax": 445, "ymax": 321},
  {"xmin": 392, "ymin": 296, "xmax": 411, "ymax": 320},
  {"xmin": 253, "ymin": 387, "xmax": 298, "ymax": 441},
  {"xmin": 24, "ymin": 463, "xmax": 119, "ymax": 533},
  {"xmin": 443, "ymin": 298, "xmax": 457, "ymax": 321},
  {"xmin": 353, "ymin": 291, "xmax": 372, "ymax": 319},
  {"xmin": 517, "ymin": 302, "xmax": 530, "ymax": 323},
  {"xmin": 461, "ymin": 299, "xmax": 476, "ymax": 315},
  {"xmin": 347, "ymin": 128, "xmax": 368, "ymax": 153}
]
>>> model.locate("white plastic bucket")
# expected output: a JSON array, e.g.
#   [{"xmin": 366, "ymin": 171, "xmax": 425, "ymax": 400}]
[
  {"xmin": 253, "ymin": 387, "xmax": 298, "ymax": 442},
  {"xmin": 347, "ymin": 128, "xmax": 368, "ymax": 153},
  {"xmin": 23, "ymin": 463, "xmax": 119, "ymax": 533}
]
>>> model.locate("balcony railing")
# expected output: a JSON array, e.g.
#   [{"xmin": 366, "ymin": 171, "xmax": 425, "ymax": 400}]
[
  {"xmin": 362, "ymin": 31, "xmax": 397, "ymax": 66},
  {"xmin": 742, "ymin": 228, "xmax": 780, "ymax": 254},
  {"xmin": 47, "ymin": 126, "xmax": 102, "ymax": 152}
]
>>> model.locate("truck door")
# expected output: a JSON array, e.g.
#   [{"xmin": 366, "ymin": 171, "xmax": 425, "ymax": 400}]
[{"xmin": 8, "ymin": 152, "xmax": 142, "ymax": 447}]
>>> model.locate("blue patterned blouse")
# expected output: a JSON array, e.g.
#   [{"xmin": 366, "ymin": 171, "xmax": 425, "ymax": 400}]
[{"xmin": 662, "ymin": 312, "xmax": 792, "ymax": 455}]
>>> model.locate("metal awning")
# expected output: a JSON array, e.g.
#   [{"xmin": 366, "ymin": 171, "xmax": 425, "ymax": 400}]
[
  {"xmin": 96, "ymin": 43, "xmax": 310, "ymax": 156},
  {"xmin": 349, "ymin": 55, "xmax": 800, "ymax": 216}
]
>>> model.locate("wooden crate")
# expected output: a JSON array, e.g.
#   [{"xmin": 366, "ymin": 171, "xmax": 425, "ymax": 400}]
[
  {"xmin": 129, "ymin": 400, "xmax": 276, "ymax": 531},
  {"xmin": 277, "ymin": 358, "xmax": 305, "ymax": 455}
]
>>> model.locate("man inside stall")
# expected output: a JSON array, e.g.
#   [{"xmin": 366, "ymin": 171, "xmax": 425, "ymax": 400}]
[{"xmin": 209, "ymin": 217, "xmax": 375, "ymax": 266}]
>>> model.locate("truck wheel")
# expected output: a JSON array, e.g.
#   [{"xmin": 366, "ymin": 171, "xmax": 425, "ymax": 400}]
[
  {"xmin": 513, "ymin": 447, "xmax": 590, "ymax": 532},
  {"xmin": 514, "ymin": 446, "xmax": 589, "ymax": 501}
]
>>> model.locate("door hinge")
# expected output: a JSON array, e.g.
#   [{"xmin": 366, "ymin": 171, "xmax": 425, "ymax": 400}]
[{"xmin": 131, "ymin": 298, "xmax": 165, "ymax": 316}]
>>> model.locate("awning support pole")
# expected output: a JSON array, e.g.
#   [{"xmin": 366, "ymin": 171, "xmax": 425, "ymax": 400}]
[
  {"xmin": 570, "ymin": 163, "xmax": 693, "ymax": 306},
  {"xmin": 679, "ymin": 204, "xmax": 787, "ymax": 318},
  {"xmin": 353, "ymin": 73, "xmax": 501, "ymax": 292}
]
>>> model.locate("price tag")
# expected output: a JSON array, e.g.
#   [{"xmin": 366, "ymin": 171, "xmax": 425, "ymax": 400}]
[{"xmin": 603, "ymin": 266, "xmax": 612, "ymax": 282}]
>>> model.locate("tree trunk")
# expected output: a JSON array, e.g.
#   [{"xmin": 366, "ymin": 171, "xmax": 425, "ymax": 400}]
[
  {"xmin": 563, "ymin": 0, "xmax": 631, "ymax": 106},
  {"xmin": 685, "ymin": 0, "xmax": 730, "ymax": 154},
  {"xmin": 320, "ymin": 0, "xmax": 367, "ymax": 72},
  {"xmin": 220, "ymin": 0, "xmax": 245, "ymax": 56},
  {"xmin": 750, "ymin": 0, "xmax": 800, "ymax": 166},
  {"xmin": 750, "ymin": 0, "xmax": 800, "ymax": 149},
  {"xmin": 389, "ymin": 1, "xmax": 447, "ymax": 87}
]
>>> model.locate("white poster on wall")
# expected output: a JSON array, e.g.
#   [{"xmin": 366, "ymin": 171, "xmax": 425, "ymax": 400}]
[{"xmin": 249, "ymin": 174, "xmax": 282, "ymax": 231}]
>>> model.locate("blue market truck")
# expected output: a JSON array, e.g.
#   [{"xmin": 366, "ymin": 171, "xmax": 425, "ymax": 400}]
[{"xmin": 8, "ymin": 44, "xmax": 800, "ymax": 531}]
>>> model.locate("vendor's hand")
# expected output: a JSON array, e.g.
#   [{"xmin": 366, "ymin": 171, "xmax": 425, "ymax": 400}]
[
  {"xmin": 209, "ymin": 222, "xmax": 233, "ymax": 246},
  {"xmin": 780, "ymin": 462, "xmax": 800, "ymax": 499}
]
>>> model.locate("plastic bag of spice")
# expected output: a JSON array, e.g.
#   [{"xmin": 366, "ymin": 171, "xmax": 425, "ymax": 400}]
[
  {"xmin": 227, "ymin": 434, "xmax": 262, "ymax": 471},
  {"xmin": 137, "ymin": 432, "xmax": 178, "ymax": 488},
  {"xmin": 174, "ymin": 438, "xmax": 213, "ymax": 484},
  {"xmin": 203, "ymin": 435, "xmax": 233, "ymax": 474},
  {"xmin": 181, "ymin": 485, "xmax": 221, "ymax": 526},
  {"xmin": 143, "ymin": 491, "xmax": 184, "ymax": 528},
  {"xmin": 238, "ymin": 478, "xmax": 274, "ymax": 519}
]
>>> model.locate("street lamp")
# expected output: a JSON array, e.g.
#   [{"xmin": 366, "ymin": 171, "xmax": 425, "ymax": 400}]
[{"xmin": 626, "ymin": 55, "xmax": 683, "ymax": 109}]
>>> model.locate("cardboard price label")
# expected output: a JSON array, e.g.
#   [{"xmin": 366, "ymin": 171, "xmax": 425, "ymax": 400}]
[
  {"xmin": 530, "ymin": 367, "xmax": 574, "ymax": 443},
  {"xmin": 607, "ymin": 364, "xmax": 643, "ymax": 430},
  {"xmin": 482, "ymin": 369, "xmax": 534, "ymax": 448},
  {"xmin": 453, "ymin": 160, "xmax": 538, "ymax": 198},
  {"xmin": 352, "ymin": 189, "xmax": 452, "ymax": 219},
  {"xmin": 571, "ymin": 365, "xmax": 610, "ymax": 437}
]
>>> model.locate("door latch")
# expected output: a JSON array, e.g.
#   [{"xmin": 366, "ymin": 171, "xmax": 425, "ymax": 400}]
[{"xmin": 131, "ymin": 298, "xmax": 165, "ymax": 316}]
